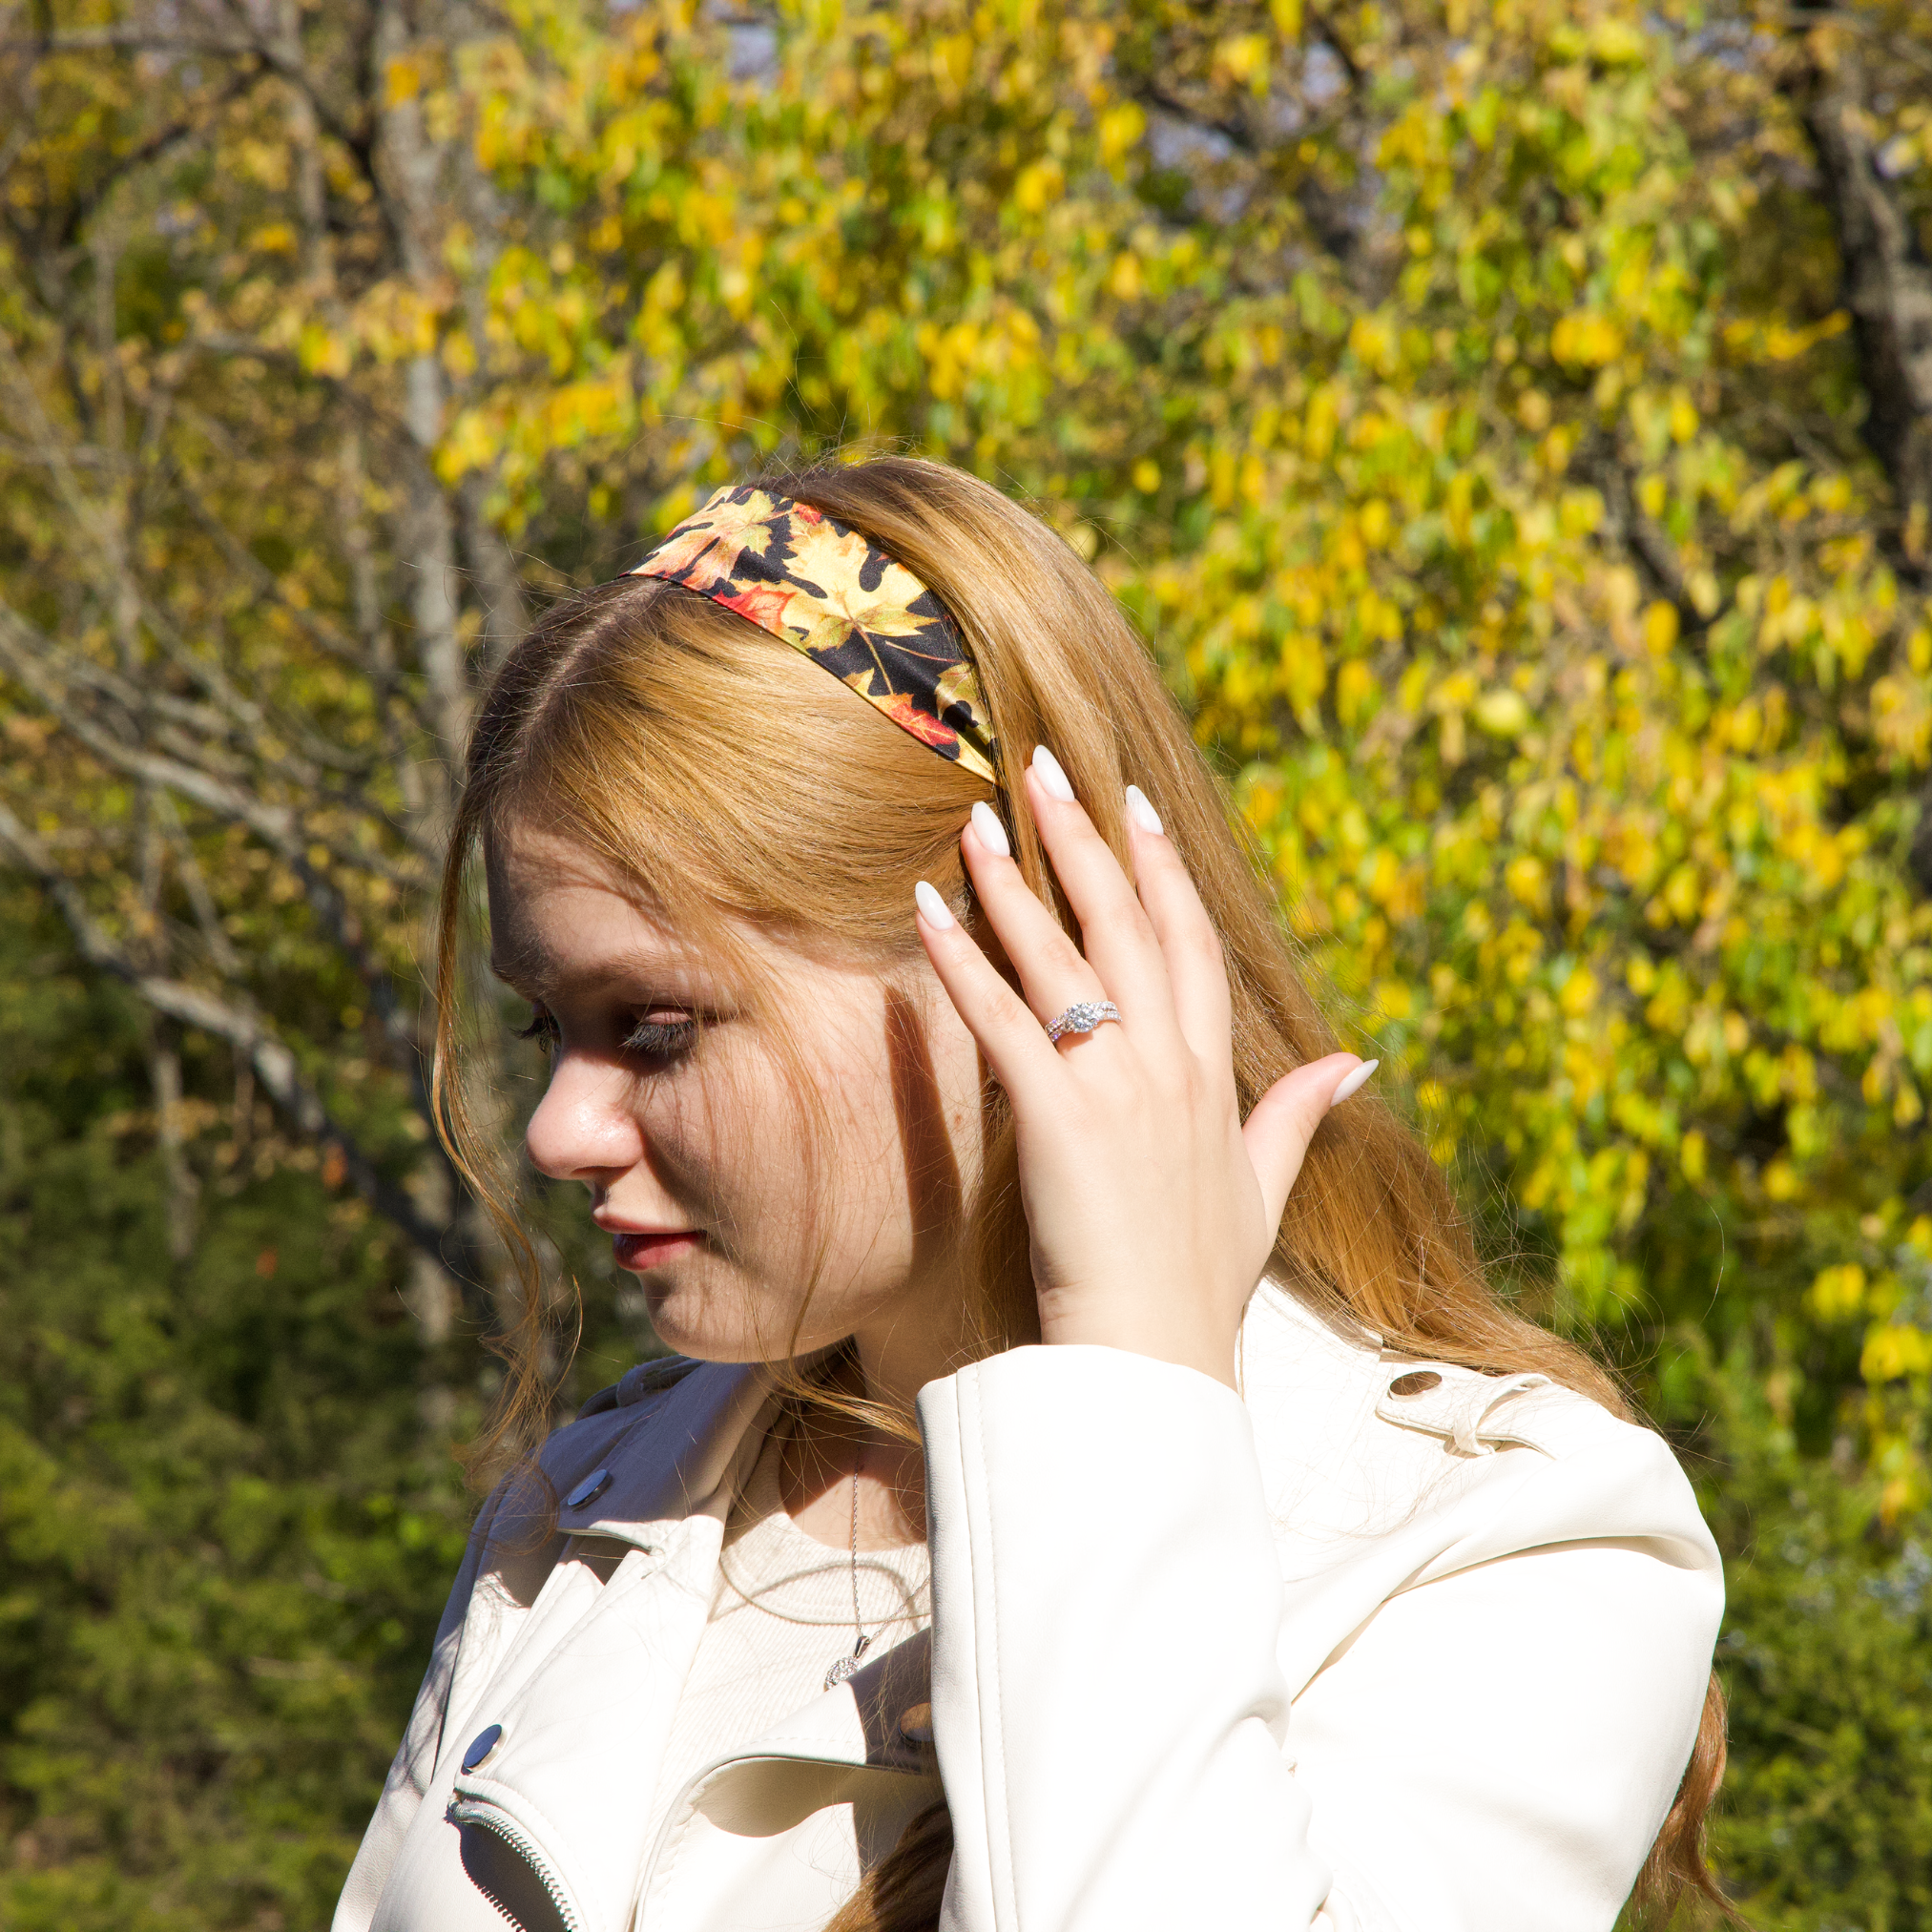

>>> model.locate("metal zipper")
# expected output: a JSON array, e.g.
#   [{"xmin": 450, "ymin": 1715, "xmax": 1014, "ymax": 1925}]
[{"xmin": 447, "ymin": 1798, "xmax": 583, "ymax": 1932}]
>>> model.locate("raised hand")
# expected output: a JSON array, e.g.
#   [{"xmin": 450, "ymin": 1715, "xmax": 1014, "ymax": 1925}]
[{"xmin": 913, "ymin": 745, "xmax": 1373, "ymax": 1390}]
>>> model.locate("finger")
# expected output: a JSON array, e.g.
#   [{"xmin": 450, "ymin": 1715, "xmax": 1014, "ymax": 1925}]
[
  {"xmin": 1020, "ymin": 748, "xmax": 1179, "ymax": 1038},
  {"xmin": 1123, "ymin": 784, "xmax": 1233, "ymax": 1066},
  {"xmin": 1242, "ymin": 1054, "xmax": 1375, "ymax": 1234},
  {"xmin": 959, "ymin": 793, "xmax": 1115, "ymax": 1031},
  {"xmin": 913, "ymin": 879, "xmax": 1062, "ymax": 1107}
]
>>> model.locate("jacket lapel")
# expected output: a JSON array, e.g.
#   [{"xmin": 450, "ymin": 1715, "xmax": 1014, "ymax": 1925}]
[{"xmin": 432, "ymin": 1362, "xmax": 774, "ymax": 1932}]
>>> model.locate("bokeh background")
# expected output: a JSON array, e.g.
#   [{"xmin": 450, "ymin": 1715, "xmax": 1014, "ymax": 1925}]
[{"xmin": 2, "ymin": 0, "xmax": 1930, "ymax": 1924}]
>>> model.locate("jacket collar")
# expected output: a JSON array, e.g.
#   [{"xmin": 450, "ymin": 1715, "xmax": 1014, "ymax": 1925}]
[
  {"xmin": 529, "ymin": 1359, "xmax": 773, "ymax": 1552},
  {"xmin": 530, "ymin": 1283, "xmax": 1381, "ymax": 1558}
]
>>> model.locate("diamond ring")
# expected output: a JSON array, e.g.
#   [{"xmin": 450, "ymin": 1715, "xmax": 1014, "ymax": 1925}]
[{"xmin": 1046, "ymin": 999, "xmax": 1123, "ymax": 1044}]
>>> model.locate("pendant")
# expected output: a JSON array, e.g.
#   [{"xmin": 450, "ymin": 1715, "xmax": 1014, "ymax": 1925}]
[{"xmin": 824, "ymin": 1633, "xmax": 874, "ymax": 1691}]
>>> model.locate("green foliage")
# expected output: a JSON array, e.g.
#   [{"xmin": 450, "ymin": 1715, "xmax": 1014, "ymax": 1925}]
[
  {"xmin": 1688, "ymin": 1356, "xmax": 1932, "ymax": 1927},
  {"xmin": 0, "ymin": 888, "xmax": 474, "ymax": 1928}
]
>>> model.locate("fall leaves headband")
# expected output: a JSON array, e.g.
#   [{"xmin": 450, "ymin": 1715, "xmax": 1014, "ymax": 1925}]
[{"xmin": 629, "ymin": 485, "xmax": 1000, "ymax": 787}]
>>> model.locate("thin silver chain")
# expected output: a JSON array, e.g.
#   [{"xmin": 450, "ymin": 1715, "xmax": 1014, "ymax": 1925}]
[
  {"xmin": 821, "ymin": 1444, "xmax": 876, "ymax": 1688},
  {"xmin": 847, "ymin": 1448, "xmax": 865, "ymax": 1648}
]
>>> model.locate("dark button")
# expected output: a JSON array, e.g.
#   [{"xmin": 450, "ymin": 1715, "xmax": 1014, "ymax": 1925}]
[
  {"xmin": 462, "ymin": 1724, "xmax": 503, "ymax": 1773},
  {"xmin": 1389, "ymin": 1371, "xmax": 1443, "ymax": 1397},
  {"xmin": 564, "ymin": 1467, "xmax": 612, "ymax": 1509}
]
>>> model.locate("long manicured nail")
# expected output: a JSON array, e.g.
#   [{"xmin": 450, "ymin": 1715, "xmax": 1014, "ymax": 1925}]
[
  {"xmin": 1125, "ymin": 784, "xmax": 1164, "ymax": 835},
  {"xmin": 969, "ymin": 800, "xmax": 1010, "ymax": 858},
  {"xmin": 1329, "ymin": 1058, "xmax": 1378, "ymax": 1109},
  {"xmin": 1031, "ymin": 744, "xmax": 1075, "ymax": 802},
  {"xmin": 914, "ymin": 881, "xmax": 955, "ymax": 929}
]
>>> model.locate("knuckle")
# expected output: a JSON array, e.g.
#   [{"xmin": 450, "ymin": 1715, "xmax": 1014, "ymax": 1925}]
[
  {"xmin": 1174, "ymin": 927, "xmax": 1220, "ymax": 981},
  {"xmin": 1177, "ymin": 924, "xmax": 1224, "ymax": 975},
  {"xmin": 1107, "ymin": 896, "xmax": 1159, "ymax": 945},
  {"xmin": 1177, "ymin": 1060, "xmax": 1212, "ymax": 1113},
  {"xmin": 1143, "ymin": 1049, "xmax": 1196, "ymax": 1111},
  {"xmin": 989, "ymin": 982, "xmax": 1036, "ymax": 1033},
  {"xmin": 1040, "ymin": 926, "xmax": 1091, "ymax": 979}
]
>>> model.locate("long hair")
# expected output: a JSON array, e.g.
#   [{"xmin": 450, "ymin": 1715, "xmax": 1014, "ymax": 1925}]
[{"xmin": 430, "ymin": 454, "xmax": 1731, "ymax": 1929}]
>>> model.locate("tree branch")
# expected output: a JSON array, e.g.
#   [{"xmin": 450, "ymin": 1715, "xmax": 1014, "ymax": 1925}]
[
  {"xmin": 0, "ymin": 800, "xmax": 455, "ymax": 1277},
  {"xmin": 1779, "ymin": 25, "xmax": 1932, "ymax": 567},
  {"xmin": 1587, "ymin": 437, "xmax": 1732, "ymax": 647},
  {"xmin": 52, "ymin": 68, "xmax": 264, "ymax": 251},
  {"xmin": 0, "ymin": 613, "xmax": 430, "ymax": 1028},
  {"xmin": 169, "ymin": 447, "xmax": 375, "ymax": 674},
  {"xmin": 11, "ymin": 24, "xmax": 382, "ymax": 197},
  {"xmin": 0, "ymin": 603, "xmax": 429, "ymax": 888},
  {"xmin": 1777, "ymin": 18, "xmax": 1932, "ymax": 893}
]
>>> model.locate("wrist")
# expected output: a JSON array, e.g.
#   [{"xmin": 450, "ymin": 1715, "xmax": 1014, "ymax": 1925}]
[{"xmin": 1036, "ymin": 1309, "xmax": 1237, "ymax": 1390}]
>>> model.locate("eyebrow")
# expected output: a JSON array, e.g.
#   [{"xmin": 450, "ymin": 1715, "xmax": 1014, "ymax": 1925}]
[
  {"xmin": 488, "ymin": 940, "xmax": 725, "ymax": 1004},
  {"xmin": 488, "ymin": 940, "xmax": 548, "ymax": 995}
]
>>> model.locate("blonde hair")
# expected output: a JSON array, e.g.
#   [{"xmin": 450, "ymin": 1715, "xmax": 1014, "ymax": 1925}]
[{"xmin": 431, "ymin": 454, "xmax": 1731, "ymax": 1929}]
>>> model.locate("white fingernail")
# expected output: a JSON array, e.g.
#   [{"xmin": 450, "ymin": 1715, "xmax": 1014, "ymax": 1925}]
[
  {"xmin": 914, "ymin": 881, "xmax": 955, "ymax": 929},
  {"xmin": 1125, "ymin": 784, "xmax": 1164, "ymax": 835},
  {"xmin": 1030, "ymin": 744, "xmax": 1076, "ymax": 803},
  {"xmin": 970, "ymin": 800, "xmax": 1010, "ymax": 858},
  {"xmin": 1328, "ymin": 1059, "xmax": 1378, "ymax": 1109}
]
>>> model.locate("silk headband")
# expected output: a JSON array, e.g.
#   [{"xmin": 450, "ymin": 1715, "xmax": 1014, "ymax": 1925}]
[{"xmin": 628, "ymin": 484, "xmax": 1000, "ymax": 787}]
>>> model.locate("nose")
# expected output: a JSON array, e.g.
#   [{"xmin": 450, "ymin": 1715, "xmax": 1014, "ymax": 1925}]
[{"xmin": 525, "ymin": 1049, "xmax": 647, "ymax": 1185}]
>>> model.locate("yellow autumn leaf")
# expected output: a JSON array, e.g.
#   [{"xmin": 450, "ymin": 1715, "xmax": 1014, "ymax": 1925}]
[
  {"xmin": 1551, "ymin": 313, "xmax": 1625, "ymax": 368},
  {"xmin": 1474, "ymin": 688, "xmax": 1531, "ymax": 737},
  {"xmin": 1811, "ymin": 1264, "xmax": 1868, "ymax": 1320},
  {"xmin": 384, "ymin": 53, "xmax": 423, "ymax": 107},
  {"xmin": 1863, "ymin": 1323, "xmax": 1932, "ymax": 1381},
  {"xmin": 1013, "ymin": 158, "xmax": 1063, "ymax": 216}
]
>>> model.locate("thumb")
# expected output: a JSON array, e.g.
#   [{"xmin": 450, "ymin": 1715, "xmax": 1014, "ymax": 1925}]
[{"xmin": 1242, "ymin": 1053, "xmax": 1378, "ymax": 1234}]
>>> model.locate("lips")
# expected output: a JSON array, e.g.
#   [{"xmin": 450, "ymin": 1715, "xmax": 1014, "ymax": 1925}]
[{"xmin": 611, "ymin": 1229, "xmax": 702, "ymax": 1271}]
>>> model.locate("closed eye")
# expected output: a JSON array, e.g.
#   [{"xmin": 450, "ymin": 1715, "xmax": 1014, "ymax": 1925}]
[
  {"xmin": 510, "ymin": 1006, "xmax": 700, "ymax": 1064},
  {"xmin": 622, "ymin": 1013, "xmax": 698, "ymax": 1062}
]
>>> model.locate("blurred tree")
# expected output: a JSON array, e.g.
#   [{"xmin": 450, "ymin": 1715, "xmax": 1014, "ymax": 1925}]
[
  {"xmin": 1698, "ymin": 1357, "xmax": 1932, "ymax": 1929},
  {"xmin": 4, "ymin": 0, "xmax": 1932, "ymax": 1922},
  {"xmin": 0, "ymin": 883, "xmax": 475, "ymax": 1928}
]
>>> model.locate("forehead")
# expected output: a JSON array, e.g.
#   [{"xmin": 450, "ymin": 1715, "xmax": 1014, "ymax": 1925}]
[
  {"xmin": 485, "ymin": 822, "xmax": 719, "ymax": 997},
  {"xmin": 483, "ymin": 819, "xmax": 901, "ymax": 1011}
]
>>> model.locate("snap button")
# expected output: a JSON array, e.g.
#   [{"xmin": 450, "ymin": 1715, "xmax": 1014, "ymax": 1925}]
[
  {"xmin": 564, "ymin": 1467, "xmax": 612, "ymax": 1509},
  {"xmin": 1389, "ymin": 1370, "xmax": 1443, "ymax": 1397},
  {"xmin": 898, "ymin": 1702, "xmax": 935, "ymax": 1745},
  {"xmin": 462, "ymin": 1724, "xmax": 503, "ymax": 1773}
]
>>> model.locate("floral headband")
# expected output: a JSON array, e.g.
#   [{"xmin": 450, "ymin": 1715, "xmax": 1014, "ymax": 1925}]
[{"xmin": 629, "ymin": 484, "xmax": 999, "ymax": 786}]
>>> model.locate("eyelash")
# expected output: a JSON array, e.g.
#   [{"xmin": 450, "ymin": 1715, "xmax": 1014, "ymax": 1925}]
[
  {"xmin": 512, "ymin": 1009, "xmax": 559, "ymax": 1046},
  {"xmin": 513, "ymin": 1008, "xmax": 699, "ymax": 1063},
  {"xmin": 623, "ymin": 1014, "xmax": 698, "ymax": 1060}
]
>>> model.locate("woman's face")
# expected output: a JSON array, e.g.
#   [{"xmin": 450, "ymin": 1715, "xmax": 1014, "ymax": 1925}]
[{"xmin": 486, "ymin": 822, "xmax": 987, "ymax": 1380}]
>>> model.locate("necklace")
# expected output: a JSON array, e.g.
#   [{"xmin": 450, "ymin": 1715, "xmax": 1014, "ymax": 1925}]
[{"xmin": 823, "ymin": 1447, "xmax": 874, "ymax": 1691}]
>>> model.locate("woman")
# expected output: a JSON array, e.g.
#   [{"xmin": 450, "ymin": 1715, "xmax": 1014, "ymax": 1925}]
[{"xmin": 334, "ymin": 457, "xmax": 1727, "ymax": 1932}]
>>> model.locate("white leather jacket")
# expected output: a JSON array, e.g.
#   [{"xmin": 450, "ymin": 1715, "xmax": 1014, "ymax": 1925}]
[{"xmin": 333, "ymin": 1280, "xmax": 1723, "ymax": 1932}]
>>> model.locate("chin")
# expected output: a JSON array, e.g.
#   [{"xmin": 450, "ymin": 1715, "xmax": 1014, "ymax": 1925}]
[
  {"xmin": 636, "ymin": 1255, "xmax": 888, "ymax": 1367},
  {"xmin": 643, "ymin": 1286, "xmax": 803, "ymax": 1367}
]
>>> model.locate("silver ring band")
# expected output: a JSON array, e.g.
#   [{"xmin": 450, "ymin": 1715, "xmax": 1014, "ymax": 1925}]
[{"xmin": 1046, "ymin": 999, "xmax": 1123, "ymax": 1044}]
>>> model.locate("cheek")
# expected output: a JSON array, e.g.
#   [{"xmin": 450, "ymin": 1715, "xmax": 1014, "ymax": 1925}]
[
  {"xmin": 645, "ymin": 1056, "xmax": 812, "ymax": 1235},
  {"xmin": 637, "ymin": 1078, "xmax": 737, "ymax": 1199},
  {"xmin": 661, "ymin": 1019, "xmax": 918, "ymax": 1274},
  {"xmin": 752, "ymin": 1051, "xmax": 907, "ymax": 1260},
  {"xmin": 827, "ymin": 1049, "xmax": 915, "ymax": 1181}
]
